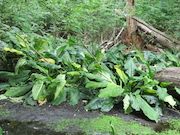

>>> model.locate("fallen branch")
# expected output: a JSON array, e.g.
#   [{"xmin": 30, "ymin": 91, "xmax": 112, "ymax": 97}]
[
  {"xmin": 136, "ymin": 64, "xmax": 180, "ymax": 88},
  {"xmin": 132, "ymin": 17, "xmax": 180, "ymax": 51}
]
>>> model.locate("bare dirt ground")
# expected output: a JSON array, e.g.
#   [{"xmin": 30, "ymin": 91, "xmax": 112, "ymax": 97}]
[{"xmin": 0, "ymin": 100, "xmax": 180, "ymax": 134}]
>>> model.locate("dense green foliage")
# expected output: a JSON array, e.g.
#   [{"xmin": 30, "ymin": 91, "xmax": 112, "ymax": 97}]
[
  {"xmin": 0, "ymin": 0, "xmax": 179, "ymax": 122},
  {"xmin": 137, "ymin": 0, "xmax": 180, "ymax": 40}
]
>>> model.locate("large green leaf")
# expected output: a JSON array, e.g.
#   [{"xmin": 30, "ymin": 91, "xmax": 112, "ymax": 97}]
[
  {"xmin": 114, "ymin": 65, "xmax": 128, "ymax": 85},
  {"xmin": 98, "ymin": 84, "xmax": 124, "ymax": 98},
  {"xmin": 44, "ymin": 51, "xmax": 59, "ymax": 62},
  {"xmin": 146, "ymin": 63, "xmax": 155, "ymax": 78},
  {"xmin": 51, "ymin": 89, "xmax": 67, "ymax": 105},
  {"xmin": 30, "ymin": 73, "xmax": 49, "ymax": 81},
  {"xmin": 164, "ymin": 95, "xmax": 176, "ymax": 107},
  {"xmin": 98, "ymin": 70, "xmax": 115, "ymax": 84},
  {"xmin": 136, "ymin": 49, "xmax": 146, "ymax": 63},
  {"xmin": 165, "ymin": 50, "xmax": 180, "ymax": 66},
  {"xmin": 32, "ymin": 80, "xmax": 45, "ymax": 100},
  {"xmin": 123, "ymin": 94, "xmax": 133, "ymax": 114},
  {"xmin": 142, "ymin": 95, "xmax": 159, "ymax": 105},
  {"xmin": 0, "ymin": 71, "xmax": 15, "ymax": 81},
  {"xmin": 28, "ymin": 60, "xmax": 49, "ymax": 75},
  {"xmin": 138, "ymin": 77, "xmax": 158, "ymax": 90},
  {"xmin": 85, "ymin": 81, "xmax": 107, "ymax": 89},
  {"xmin": 85, "ymin": 73, "xmax": 110, "ymax": 83},
  {"xmin": 68, "ymin": 88, "xmax": 80, "ymax": 105},
  {"xmin": 0, "ymin": 95, "xmax": 8, "ymax": 100},
  {"xmin": 95, "ymin": 49, "xmax": 104, "ymax": 62},
  {"xmin": 175, "ymin": 87, "xmax": 180, "ymax": 95},
  {"xmin": 157, "ymin": 86, "xmax": 168, "ymax": 100},
  {"xmin": 5, "ymin": 84, "xmax": 33, "ymax": 97},
  {"xmin": 46, "ymin": 80, "xmax": 58, "ymax": 100},
  {"xmin": 15, "ymin": 58, "xmax": 27, "ymax": 74},
  {"xmin": 8, "ymin": 70, "xmax": 31, "ymax": 84},
  {"xmin": 160, "ymin": 82, "xmax": 172, "ymax": 87},
  {"xmin": 0, "ymin": 83, "xmax": 10, "ymax": 91},
  {"xmin": 130, "ymin": 94, "xmax": 140, "ymax": 111},
  {"xmin": 136, "ymin": 95, "xmax": 159, "ymax": 122},
  {"xmin": 54, "ymin": 74, "xmax": 66, "ymax": 100},
  {"xmin": 56, "ymin": 45, "xmax": 67, "ymax": 57},
  {"xmin": 38, "ymin": 62, "xmax": 61, "ymax": 69},
  {"xmin": 84, "ymin": 97, "xmax": 114, "ymax": 112},
  {"xmin": 124, "ymin": 58, "xmax": 136, "ymax": 77},
  {"xmin": 67, "ymin": 71, "xmax": 81, "ymax": 76}
]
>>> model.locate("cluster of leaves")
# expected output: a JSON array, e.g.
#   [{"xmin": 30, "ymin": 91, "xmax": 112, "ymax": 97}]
[
  {"xmin": 137, "ymin": 0, "xmax": 180, "ymax": 40},
  {"xmin": 0, "ymin": 24, "xmax": 180, "ymax": 122}
]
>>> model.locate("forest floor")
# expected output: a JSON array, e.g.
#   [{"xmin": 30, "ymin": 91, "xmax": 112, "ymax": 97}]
[{"xmin": 0, "ymin": 100, "xmax": 180, "ymax": 135}]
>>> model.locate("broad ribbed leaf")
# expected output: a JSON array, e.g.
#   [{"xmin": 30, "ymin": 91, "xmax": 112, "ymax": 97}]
[
  {"xmin": 175, "ymin": 87, "xmax": 180, "ymax": 95},
  {"xmin": 86, "ymin": 81, "xmax": 107, "ymax": 89},
  {"xmin": 68, "ymin": 88, "xmax": 80, "ymax": 105},
  {"xmin": 84, "ymin": 97, "xmax": 114, "ymax": 112},
  {"xmin": 157, "ymin": 86, "xmax": 168, "ymax": 100},
  {"xmin": 9, "ymin": 70, "xmax": 30, "ymax": 84},
  {"xmin": 124, "ymin": 58, "xmax": 136, "ymax": 77},
  {"xmin": 165, "ymin": 50, "xmax": 180, "ymax": 66},
  {"xmin": 136, "ymin": 49, "xmax": 146, "ymax": 63},
  {"xmin": 0, "ymin": 95, "xmax": 7, "ymax": 100},
  {"xmin": 130, "ymin": 94, "xmax": 140, "ymax": 111},
  {"xmin": 0, "ymin": 83, "xmax": 10, "ymax": 91},
  {"xmin": 98, "ymin": 84, "xmax": 124, "ymax": 98},
  {"xmin": 160, "ymin": 82, "xmax": 172, "ymax": 87},
  {"xmin": 164, "ymin": 95, "xmax": 176, "ymax": 107},
  {"xmin": 51, "ymin": 89, "xmax": 66, "ymax": 105},
  {"xmin": 5, "ymin": 84, "xmax": 33, "ymax": 97},
  {"xmin": 86, "ymin": 72, "xmax": 112, "ymax": 83},
  {"xmin": 54, "ymin": 74, "xmax": 66, "ymax": 100},
  {"xmin": 114, "ymin": 65, "xmax": 128, "ymax": 84},
  {"xmin": 0, "ymin": 71, "xmax": 14, "ymax": 81},
  {"xmin": 32, "ymin": 80, "xmax": 44, "ymax": 100},
  {"xmin": 123, "ymin": 94, "xmax": 131, "ymax": 114},
  {"xmin": 67, "ymin": 71, "xmax": 81, "ymax": 76},
  {"xmin": 38, "ymin": 62, "xmax": 61, "ymax": 69},
  {"xmin": 28, "ymin": 60, "xmax": 49, "ymax": 75},
  {"xmin": 15, "ymin": 58, "xmax": 27, "ymax": 74},
  {"xmin": 30, "ymin": 73, "xmax": 48, "ymax": 80},
  {"xmin": 44, "ymin": 51, "xmax": 59, "ymax": 62},
  {"xmin": 136, "ymin": 95, "xmax": 159, "ymax": 122}
]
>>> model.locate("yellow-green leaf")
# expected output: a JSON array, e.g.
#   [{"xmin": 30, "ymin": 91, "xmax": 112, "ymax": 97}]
[{"xmin": 114, "ymin": 65, "xmax": 128, "ymax": 84}]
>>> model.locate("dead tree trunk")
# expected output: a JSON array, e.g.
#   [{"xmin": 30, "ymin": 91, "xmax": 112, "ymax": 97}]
[
  {"xmin": 154, "ymin": 67, "xmax": 180, "ymax": 88},
  {"xmin": 118, "ymin": 0, "xmax": 180, "ymax": 51},
  {"xmin": 137, "ymin": 64, "xmax": 180, "ymax": 88},
  {"xmin": 132, "ymin": 17, "xmax": 180, "ymax": 51},
  {"xmin": 126, "ymin": 0, "xmax": 145, "ymax": 49}
]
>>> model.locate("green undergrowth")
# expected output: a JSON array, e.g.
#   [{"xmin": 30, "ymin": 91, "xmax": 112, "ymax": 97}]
[
  {"xmin": 47, "ymin": 115, "xmax": 155, "ymax": 135},
  {"xmin": 47, "ymin": 115, "xmax": 180, "ymax": 134},
  {"xmin": 158, "ymin": 119, "xmax": 180, "ymax": 135},
  {"xmin": 0, "ymin": 106, "xmax": 11, "ymax": 117}
]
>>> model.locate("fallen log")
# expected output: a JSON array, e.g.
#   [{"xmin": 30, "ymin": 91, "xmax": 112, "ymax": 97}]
[
  {"xmin": 154, "ymin": 67, "xmax": 180, "ymax": 88},
  {"xmin": 137, "ymin": 64, "xmax": 180, "ymax": 88},
  {"xmin": 132, "ymin": 16, "xmax": 180, "ymax": 51}
]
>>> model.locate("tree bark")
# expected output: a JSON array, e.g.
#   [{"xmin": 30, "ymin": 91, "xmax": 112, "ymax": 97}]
[
  {"xmin": 154, "ymin": 67, "xmax": 180, "ymax": 88},
  {"xmin": 136, "ymin": 64, "xmax": 180, "ymax": 88},
  {"xmin": 126, "ymin": 0, "xmax": 145, "ymax": 49}
]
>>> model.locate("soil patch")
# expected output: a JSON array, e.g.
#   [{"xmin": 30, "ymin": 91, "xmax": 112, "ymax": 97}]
[{"xmin": 0, "ymin": 100, "xmax": 180, "ymax": 134}]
